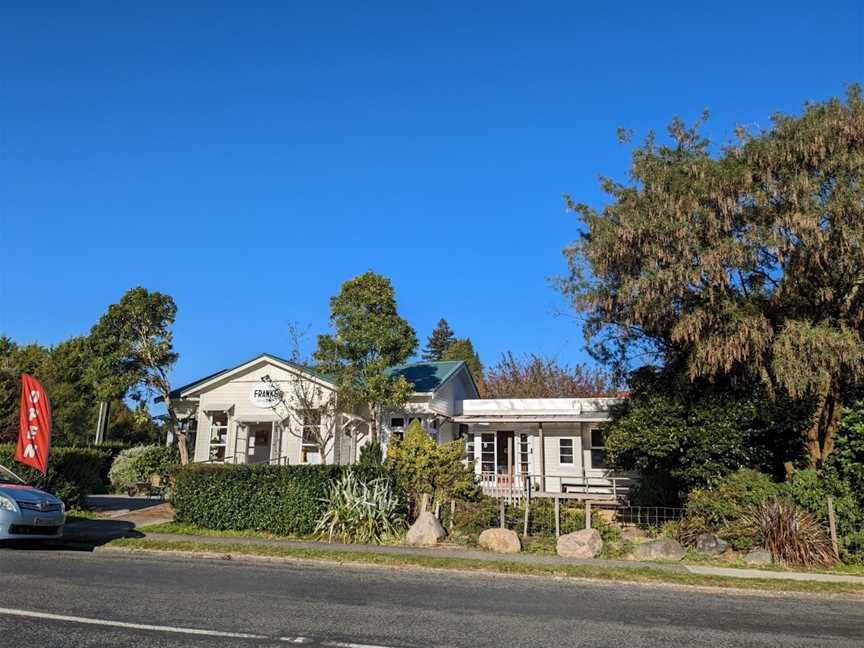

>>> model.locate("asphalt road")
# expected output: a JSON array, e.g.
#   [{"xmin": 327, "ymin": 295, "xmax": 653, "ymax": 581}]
[{"xmin": 0, "ymin": 548, "xmax": 861, "ymax": 648}]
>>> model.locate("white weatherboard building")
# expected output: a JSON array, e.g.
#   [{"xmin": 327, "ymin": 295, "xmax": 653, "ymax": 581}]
[{"xmin": 167, "ymin": 353, "xmax": 631, "ymax": 497}]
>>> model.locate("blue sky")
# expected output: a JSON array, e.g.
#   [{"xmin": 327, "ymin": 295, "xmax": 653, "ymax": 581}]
[{"xmin": 2, "ymin": 1, "xmax": 862, "ymax": 389}]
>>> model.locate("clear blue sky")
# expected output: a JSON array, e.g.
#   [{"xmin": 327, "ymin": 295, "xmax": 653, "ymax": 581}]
[{"xmin": 2, "ymin": 2, "xmax": 862, "ymax": 389}]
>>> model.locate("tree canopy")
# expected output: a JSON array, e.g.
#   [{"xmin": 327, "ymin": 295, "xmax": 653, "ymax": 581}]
[
  {"xmin": 561, "ymin": 87, "xmax": 864, "ymax": 465},
  {"xmin": 90, "ymin": 287, "xmax": 182, "ymax": 459},
  {"xmin": 315, "ymin": 271, "xmax": 417, "ymax": 441},
  {"xmin": 441, "ymin": 337, "xmax": 484, "ymax": 386},
  {"xmin": 0, "ymin": 334, "xmax": 160, "ymax": 446},
  {"xmin": 482, "ymin": 352, "xmax": 617, "ymax": 399},
  {"xmin": 422, "ymin": 319, "xmax": 456, "ymax": 361}
]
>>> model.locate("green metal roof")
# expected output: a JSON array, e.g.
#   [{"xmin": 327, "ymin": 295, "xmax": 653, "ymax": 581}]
[
  {"xmin": 384, "ymin": 360, "xmax": 466, "ymax": 393},
  {"xmin": 164, "ymin": 354, "xmax": 468, "ymax": 400}
]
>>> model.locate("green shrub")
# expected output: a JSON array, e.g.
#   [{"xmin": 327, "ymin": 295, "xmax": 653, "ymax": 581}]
[
  {"xmin": 783, "ymin": 468, "xmax": 862, "ymax": 538},
  {"xmin": 316, "ymin": 471, "xmax": 407, "ymax": 544},
  {"xmin": 357, "ymin": 440, "xmax": 383, "ymax": 467},
  {"xmin": 742, "ymin": 498, "xmax": 835, "ymax": 567},
  {"xmin": 171, "ymin": 463, "xmax": 393, "ymax": 536},
  {"xmin": 685, "ymin": 469, "xmax": 782, "ymax": 549},
  {"xmin": 840, "ymin": 531, "xmax": 864, "ymax": 565},
  {"xmin": 109, "ymin": 445, "xmax": 180, "ymax": 493},
  {"xmin": 0, "ymin": 444, "xmax": 111, "ymax": 508},
  {"xmin": 388, "ymin": 421, "xmax": 476, "ymax": 515},
  {"xmin": 449, "ymin": 496, "xmax": 614, "ymax": 542}
]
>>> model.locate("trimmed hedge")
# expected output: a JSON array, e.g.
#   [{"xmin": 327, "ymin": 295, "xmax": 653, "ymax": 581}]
[
  {"xmin": 171, "ymin": 463, "xmax": 392, "ymax": 536},
  {"xmin": 109, "ymin": 445, "xmax": 179, "ymax": 493},
  {"xmin": 0, "ymin": 444, "xmax": 112, "ymax": 508}
]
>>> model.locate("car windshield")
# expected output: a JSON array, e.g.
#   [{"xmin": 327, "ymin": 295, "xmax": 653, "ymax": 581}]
[{"xmin": 0, "ymin": 464, "xmax": 25, "ymax": 485}]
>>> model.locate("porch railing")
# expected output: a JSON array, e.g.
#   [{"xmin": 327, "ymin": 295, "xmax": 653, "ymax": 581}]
[{"xmin": 478, "ymin": 471, "xmax": 634, "ymax": 501}]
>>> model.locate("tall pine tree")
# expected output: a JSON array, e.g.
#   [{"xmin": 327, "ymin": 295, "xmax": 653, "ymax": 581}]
[{"xmin": 423, "ymin": 318, "xmax": 455, "ymax": 360}]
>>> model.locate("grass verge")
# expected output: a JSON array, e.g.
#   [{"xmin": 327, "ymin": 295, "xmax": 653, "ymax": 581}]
[{"xmin": 105, "ymin": 537, "xmax": 864, "ymax": 595}]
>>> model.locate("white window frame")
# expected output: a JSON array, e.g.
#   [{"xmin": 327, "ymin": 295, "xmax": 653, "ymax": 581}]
[
  {"xmin": 589, "ymin": 427, "xmax": 607, "ymax": 469},
  {"xmin": 518, "ymin": 433, "xmax": 530, "ymax": 475},
  {"xmin": 300, "ymin": 410, "xmax": 322, "ymax": 464},
  {"xmin": 208, "ymin": 411, "xmax": 229, "ymax": 463},
  {"xmin": 559, "ymin": 438, "xmax": 574, "ymax": 465}
]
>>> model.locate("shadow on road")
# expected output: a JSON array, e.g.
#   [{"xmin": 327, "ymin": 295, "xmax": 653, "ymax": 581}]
[{"xmin": 2, "ymin": 519, "xmax": 145, "ymax": 553}]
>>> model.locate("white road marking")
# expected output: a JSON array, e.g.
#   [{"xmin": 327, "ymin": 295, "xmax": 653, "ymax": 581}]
[
  {"xmin": 0, "ymin": 605, "xmax": 396, "ymax": 647},
  {"xmin": 322, "ymin": 642, "xmax": 396, "ymax": 648},
  {"xmin": 0, "ymin": 606, "xmax": 270, "ymax": 640}
]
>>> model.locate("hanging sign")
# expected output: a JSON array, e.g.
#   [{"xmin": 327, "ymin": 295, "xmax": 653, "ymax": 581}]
[{"xmin": 249, "ymin": 383, "xmax": 282, "ymax": 408}]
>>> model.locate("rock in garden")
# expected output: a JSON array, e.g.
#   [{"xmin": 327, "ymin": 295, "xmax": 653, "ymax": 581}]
[
  {"xmin": 405, "ymin": 511, "xmax": 447, "ymax": 546},
  {"xmin": 632, "ymin": 537, "xmax": 685, "ymax": 561},
  {"xmin": 744, "ymin": 547, "xmax": 772, "ymax": 566},
  {"xmin": 695, "ymin": 533, "xmax": 728, "ymax": 556},
  {"xmin": 478, "ymin": 528, "xmax": 521, "ymax": 554},
  {"xmin": 556, "ymin": 528, "xmax": 603, "ymax": 559}
]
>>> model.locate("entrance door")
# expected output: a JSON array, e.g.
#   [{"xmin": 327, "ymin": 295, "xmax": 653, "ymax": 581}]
[
  {"xmin": 247, "ymin": 424, "xmax": 272, "ymax": 464},
  {"xmin": 496, "ymin": 431, "xmax": 514, "ymax": 484}
]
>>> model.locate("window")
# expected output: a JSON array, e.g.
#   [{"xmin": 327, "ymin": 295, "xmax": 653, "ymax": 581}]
[
  {"xmin": 390, "ymin": 417, "xmax": 405, "ymax": 429},
  {"xmin": 301, "ymin": 410, "xmax": 321, "ymax": 464},
  {"xmin": 590, "ymin": 428, "xmax": 607, "ymax": 469},
  {"xmin": 459, "ymin": 424, "xmax": 475, "ymax": 460},
  {"xmin": 481, "ymin": 433, "xmax": 495, "ymax": 474},
  {"xmin": 519, "ymin": 433, "xmax": 530, "ymax": 474},
  {"xmin": 208, "ymin": 411, "xmax": 229, "ymax": 463},
  {"xmin": 559, "ymin": 438, "xmax": 574, "ymax": 465}
]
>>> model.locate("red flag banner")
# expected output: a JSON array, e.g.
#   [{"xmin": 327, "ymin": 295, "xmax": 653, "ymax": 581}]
[{"xmin": 16, "ymin": 374, "xmax": 51, "ymax": 474}]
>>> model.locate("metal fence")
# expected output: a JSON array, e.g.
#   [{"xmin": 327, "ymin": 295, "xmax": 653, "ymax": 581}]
[{"xmin": 615, "ymin": 506, "xmax": 685, "ymax": 529}]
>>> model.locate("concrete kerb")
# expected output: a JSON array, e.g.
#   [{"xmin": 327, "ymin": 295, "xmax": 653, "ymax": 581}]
[{"xmin": 109, "ymin": 531, "xmax": 864, "ymax": 585}]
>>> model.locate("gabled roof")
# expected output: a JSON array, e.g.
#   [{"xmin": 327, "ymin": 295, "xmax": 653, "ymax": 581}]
[
  {"xmin": 160, "ymin": 352, "xmax": 333, "ymax": 401},
  {"xmin": 163, "ymin": 354, "xmax": 472, "ymax": 401},
  {"xmin": 385, "ymin": 360, "xmax": 473, "ymax": 394}
]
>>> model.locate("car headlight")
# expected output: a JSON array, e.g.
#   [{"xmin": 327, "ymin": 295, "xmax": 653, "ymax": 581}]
[
  {"xmin": 60, "ymin": 501, "xmax": 66, "ymax": 513},
  {"xmin": 0, "ymin": 495, "xmax": 18, "ymax": 512}
]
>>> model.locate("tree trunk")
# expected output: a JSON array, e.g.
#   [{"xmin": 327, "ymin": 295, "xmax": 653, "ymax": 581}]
[
  {"xmin": 176, "ymin": 430, "xmax": 190, "ymax": 465},
  {"xmin": 369, "ymin": 403, "xmax": 378, "ymax": 443},
  {"xmin": 805, "ymin": 388, "xmax": 842, "ymax": 467}
]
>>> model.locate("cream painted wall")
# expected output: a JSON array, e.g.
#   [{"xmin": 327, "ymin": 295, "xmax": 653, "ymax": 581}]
[{"xmin": 184, "ymin": 358, "xmax": 341, "ymax": 465}]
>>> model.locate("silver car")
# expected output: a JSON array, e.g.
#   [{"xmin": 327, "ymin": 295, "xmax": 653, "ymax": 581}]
[{"xmin": 0, "ymin": 464, "xmax": 66, "ymax": 541}]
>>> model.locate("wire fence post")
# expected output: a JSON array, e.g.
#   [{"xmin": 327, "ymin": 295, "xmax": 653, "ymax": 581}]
[{"xmin": 827, "ymin": 496, "xmax": 840, "ymax": 560}]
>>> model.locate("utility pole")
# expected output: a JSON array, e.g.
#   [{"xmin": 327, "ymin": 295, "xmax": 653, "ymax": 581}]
[{"xmin": 94, "ymin": 401, "xmax": 110, "ymax": 444}]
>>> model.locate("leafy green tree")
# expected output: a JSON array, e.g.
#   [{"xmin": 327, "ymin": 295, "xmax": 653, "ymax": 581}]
[
  {"xmin": 441, "ymin": 337, "xmax": 484, "ymax": 385},
  {"xmin": 387, "ymin": 420, "xmax": 475, "ymax": 514},
  {"xmin": 605, "ymin": 367, "xmax": 812, "ymax": 500},
  {"xmin": 827, "ymin": 400, "xmax": 864, "ymax": 507},
  {"xmin": 0, "ymin": 338, "xmax": 51, "ymax": 442},
  {"xmin": 423, "ymin": 319, "xmax": 455, "ymax": 360},
  {"xmin": 561, "ymin": 88, "xmax": 864, "ymax": 465},
  {"xmin": 90, "ymin": 288, "xmax": 183, "ymax": 461},
  {"xmin": 315, "ymin": 271, "xmax": 417, "ymax": 443},
  {"xmin": 483, "ymin": 352, "xmax": 616, "ymax": 398}
]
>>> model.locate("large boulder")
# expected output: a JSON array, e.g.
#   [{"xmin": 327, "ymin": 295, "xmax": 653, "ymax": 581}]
[
  {"xmin": 556, "ymin": 528, "xmax": 603, "ymax": 559},
  {"xmin": 406, "ymin": 512, "xmax": 447, "ymax": 546},
  {"xmin": 632, "ymin": 537, "xmax": 685, "ymax": 561},
  {"xmin": 744, "ymin": 547, "xmax": 772, "ymax": 566},
  {"xmin": 695, "ymin": 533, "xmax": 728, "ymax": 556},
  {"xmin": 478, "ymin": 528, "xmax": 521, "ymax": 554}
]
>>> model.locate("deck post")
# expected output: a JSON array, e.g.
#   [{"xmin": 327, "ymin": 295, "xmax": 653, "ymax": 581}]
[
  {"xmin": 523, "ymin": 489, "xmax": 530, "ymax": 538},
  {"xmin": 584, "ymin": 500, "xmax": 592, "ymax": 530},
  {"xmin": 499, "ymin": 498, "xmax": 505, "ymax": 529},
  {"xmin": 554, "ymin": 495, "xmax": 560, "ymax": 538},
  {"xmin": 538, "ymin": 422, "xmax": 546, "ymax": 493}
]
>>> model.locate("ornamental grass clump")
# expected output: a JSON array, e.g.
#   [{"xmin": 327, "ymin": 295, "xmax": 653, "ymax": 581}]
[
  {"xmin": 743, "ymin": 498, "xmax": 835, "ymax": 568},
  {"xmin": 316, "ymin": 471, "xmax": 407, "ymax": 544}
]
